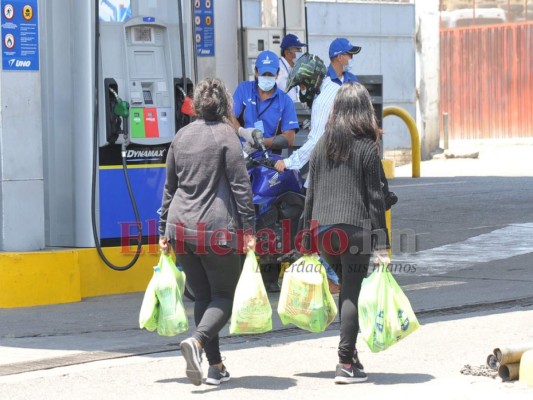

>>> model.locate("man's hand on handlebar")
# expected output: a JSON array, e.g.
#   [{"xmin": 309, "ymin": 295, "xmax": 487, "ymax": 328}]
[{"xmin": 274, "ymin": 160, "xmax": 286, "ymax": 172}]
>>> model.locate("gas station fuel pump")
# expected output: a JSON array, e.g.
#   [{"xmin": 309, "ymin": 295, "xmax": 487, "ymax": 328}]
[{"xmin": 94, "ymin": 10, "xmax": 192, "ymax": 270}]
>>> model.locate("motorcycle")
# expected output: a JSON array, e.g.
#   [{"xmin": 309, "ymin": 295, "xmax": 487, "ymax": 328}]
[{"xmin": 246, "ymin": 137, "xmax": 306, "ymax": 267}]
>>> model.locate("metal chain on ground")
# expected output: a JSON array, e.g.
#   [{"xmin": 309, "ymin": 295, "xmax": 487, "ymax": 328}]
[{"xmin": 460, "ymin": 364, "xmax": 498, "ymax": 378}]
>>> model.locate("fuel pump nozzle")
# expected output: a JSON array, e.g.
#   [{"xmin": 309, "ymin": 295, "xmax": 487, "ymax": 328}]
[
  {"xmin": 252, "ymin": 129, "xmax": 268, "ymax": 159},
  {"xmin": 108, "ymin": 87, "xmax": 131, "ymax": 156},
  {"xmin": 108, "ymin": 87, "xmax": 130, "ymax": 119}
]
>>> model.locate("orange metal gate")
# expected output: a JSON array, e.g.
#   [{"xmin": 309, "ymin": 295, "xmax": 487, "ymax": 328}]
[{"xmin": 440, "ymin": 22, "xmax": 533, "ymax": 140}]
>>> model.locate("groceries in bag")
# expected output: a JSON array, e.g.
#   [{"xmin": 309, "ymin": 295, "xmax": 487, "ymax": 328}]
[
  {"xmin": 358, "ymin": 263, "xmax": 419, "ymax": 352},
  {"xmin": 230, "ymin": 250, "xmax": 273, "ymax": 334},
  {"xmin": 278, "ymin": 255, "xmax": 337, "ymax": 333},
  {"xmin": 139, "ymin": 253, "xmax": 189, "ymax": 337}
]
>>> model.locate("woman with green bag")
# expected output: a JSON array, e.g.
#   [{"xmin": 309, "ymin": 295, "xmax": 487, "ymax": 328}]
[
  {"xmin": 302, "ymin": 82, "xmax": 390, "ymax": 384},
  {"xmin": 159, "ymin": 78, "xmax": 256, "ymax": 386}
]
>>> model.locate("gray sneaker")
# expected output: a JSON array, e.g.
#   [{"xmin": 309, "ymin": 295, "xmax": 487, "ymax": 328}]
[
  {"xmin": 205, "ymin": 365, "xmax": 231, "ymax": 385},
  {"xmin": 334, "ymin": 363, "xmax": 368, "ymax": 384},
  {"xmin": 353, "ymin": 351, "xmax": 365, "ymax": 372},
  {"xmin": 180, "ymin": 338, "xmax": 203, "ymax": 386}
]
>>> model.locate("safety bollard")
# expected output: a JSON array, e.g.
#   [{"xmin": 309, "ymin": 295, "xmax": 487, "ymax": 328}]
[{"xmin": 383, "ymin": 106, "xmax": 421, "ymax": 178}]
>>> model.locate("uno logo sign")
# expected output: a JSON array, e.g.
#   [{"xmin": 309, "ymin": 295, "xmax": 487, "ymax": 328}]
[{"xmin": 8, "ymin": 59, "xmax": 32, "ymax": 68}]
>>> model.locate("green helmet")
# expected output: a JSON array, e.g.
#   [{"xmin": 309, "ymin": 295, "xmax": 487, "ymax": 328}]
[{"xmin": 286, "ymin": 53, "xmax": 327, "ymax": 106}]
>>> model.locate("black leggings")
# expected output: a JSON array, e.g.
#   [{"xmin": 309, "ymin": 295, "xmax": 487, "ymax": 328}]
[
  {"xmin": 318, "ymin": 224, "xmax": 372, "ymax": 364},
  {"xmin": 174, "ymin": 241, "xmax": 241, "ymax": 365}
]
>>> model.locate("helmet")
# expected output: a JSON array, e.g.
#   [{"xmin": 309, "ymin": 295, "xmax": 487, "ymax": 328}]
[{"xmin": 286, "ymin": 53, "xmax": 327, "ymax": 106}]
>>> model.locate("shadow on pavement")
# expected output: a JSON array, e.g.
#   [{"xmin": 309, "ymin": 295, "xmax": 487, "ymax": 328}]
[
  {"xmin": 156, "ymin": 375, "xmax": 297, "ymax": 391},
  {"xmin": 294, "ymin": 370, "xmax": 332, "ymax": 379},
  {"xmin": 294, "ymin": 370, "xmax": 434, "ymax": 384},
  {"xmin": 366, "ymin": 372, "xmax": 434, "ymax": 385}
]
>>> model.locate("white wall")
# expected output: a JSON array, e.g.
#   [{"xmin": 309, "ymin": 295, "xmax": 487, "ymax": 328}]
[
  {"xmin": 306, "ymin": 2, "xmax": 417, "ymax": 151},
  {"xmin": 0, "ymin": 5, "xmax": 45, "ymax": 251},
  {"xmin": 415, "ymin": 0, "xmax": 440, "ymax": 159}
]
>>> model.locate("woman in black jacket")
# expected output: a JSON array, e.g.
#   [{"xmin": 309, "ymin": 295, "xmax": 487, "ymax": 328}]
[
  {"xmin": 303, "ymin": 82, "xmax": 390, "ymax": 384},
  {"xmin": 159, "ymin": 78, "xmax": 256, "ymax": 386}
]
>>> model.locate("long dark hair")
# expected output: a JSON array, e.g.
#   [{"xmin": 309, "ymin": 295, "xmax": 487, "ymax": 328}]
[
  {"xmin": 193, "ymin": 77, "xmax": 233, "ymax": 123},
  {"xmin": 324, "ymin": 82, "xmax": 381, "ymax": 162}
]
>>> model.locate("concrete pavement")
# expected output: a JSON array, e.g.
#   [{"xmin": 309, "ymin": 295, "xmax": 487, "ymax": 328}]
[
  {"xmin": 0, "ymin": 303, "xmax": 532, "ymax": 399},
  {"xmin": 1, "ymin": 139, "xmax": 533, "ymax": 398},
  {"xmin": 395, "ymin": 138, "xmax": 533, "ymax": 178}
]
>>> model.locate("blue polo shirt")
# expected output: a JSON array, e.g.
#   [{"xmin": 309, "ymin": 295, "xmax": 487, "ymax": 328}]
[
  {"xmin": 233, "ymin": 81, "xmax": 299, "ymax": 139},
  {"xmin": 326, "ymin": 64, "xmax": 358, "ymax": 86}
]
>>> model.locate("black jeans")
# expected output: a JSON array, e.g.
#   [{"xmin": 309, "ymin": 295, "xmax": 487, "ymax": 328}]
[
  {"xmin": 174, "ymin": 241, "xmax": 241, "ymax": 365},
  {"xmin": 318, "ymin": 224, "xmax": 371, "ymax": 364}
]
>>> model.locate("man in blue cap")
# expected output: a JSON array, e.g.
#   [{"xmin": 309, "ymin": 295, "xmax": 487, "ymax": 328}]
[
  {"xmin": 275, "ymin": 37, "xmax": 396, "ymax": 210},
  {"xmin": 274, "ymin": 37, "xmax": 362, "ymax": 175},
  {"xmin": 232, "ymin": 50, "xmax": 299, "ymax": 292},
  {"xmin": 277, "ymin": 34, "xmax": 307, "ymax": 101},
  {"xmin": 326, "ymin": 37, "xmax": 361, "ymax": 85},
  {"xmin": 233, "ymin": 50, "xmax": 299, "ymax": 154}
]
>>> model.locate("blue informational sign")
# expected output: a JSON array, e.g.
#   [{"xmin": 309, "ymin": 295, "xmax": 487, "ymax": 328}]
[
  {"xmin": 194, "ymin": 0, "xmax": 215, "ymax": 57},
  {"xmin": 1, "ymin": 0, "xmax": 39, "ymax": 71}
]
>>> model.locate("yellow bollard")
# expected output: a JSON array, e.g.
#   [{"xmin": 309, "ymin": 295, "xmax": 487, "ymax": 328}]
[
  {"xmin": 520, "ymin": 349, "xmax": 533, "ymax": 387},
  {"xmin": 383, "ymin": 106, "xmax": 421, "ymax": 178},
  {"xmin": 382, "ymin": 159, "xmax": 395, "ymax": 256}
]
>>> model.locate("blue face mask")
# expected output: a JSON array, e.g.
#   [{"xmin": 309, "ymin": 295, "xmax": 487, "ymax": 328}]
[
  {"xmin": 258, "ymin": 76, "xmax": 276, "ymax": 92},
  {"xmin": 343, "ymin": 58, "xmax": 354, "ymax": 72}
]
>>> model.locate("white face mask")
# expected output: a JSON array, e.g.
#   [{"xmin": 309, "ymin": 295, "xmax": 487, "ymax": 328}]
[
  {"xmin": 294, "ymin": 51, "xmax": 303, "ymax": 60},
  {"xmin": 258, "ymin": 76, "xmax": 276, "ymax": 91},
  {"xmin": 343, "ymin": 58, "xmax": 354, "ymax": 72}
]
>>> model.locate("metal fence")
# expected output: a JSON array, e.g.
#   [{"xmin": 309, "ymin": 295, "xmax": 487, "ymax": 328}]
[{"xmin": 440, "ymin": 22, "xmax": 533, "ymax": 139}]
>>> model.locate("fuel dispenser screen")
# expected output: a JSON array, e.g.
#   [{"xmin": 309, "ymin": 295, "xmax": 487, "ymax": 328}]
[{"xmin": 143, "ymin": 90, "xmax": 153, "ymax": 105}]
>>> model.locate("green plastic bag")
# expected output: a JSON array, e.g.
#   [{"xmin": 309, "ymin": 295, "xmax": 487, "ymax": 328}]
[
  {"xmin": 139, "ymin": 267, "xmax": 160, "ymax": 332},
  {"xmin": 358, "ymin": 263, "xmax": 420, "ymax": 352},
  {"xmin": 154, "ymin": 253, "xmax": 189, "ymax": 337},
  {"xmin": 230, "ymin": 250, "xmax": 272, "ymax": 334},
  {"xmin": 319, "ymin": 259, "xmax": 338, "ymax": 327},
  {"xmin": 277, "ymin": 255, "xmax": 337, "ymax": 333}
]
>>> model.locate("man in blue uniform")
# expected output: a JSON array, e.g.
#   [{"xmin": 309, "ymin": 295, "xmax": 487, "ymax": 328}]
[
  {"xmin": 275, "ymin": 38, "xmax": 397, "ymax": 209},
  {"xmin": 274, "ymin": 38, "xmax": 361, "ymax": 175},
  {"xmin": 233, "ymin": 50, "xmax": 299, "ymax": 154},
  {"xmin": 277, "ymin": 33, "xmax": 307, "ymax": 101},
  {"xmin": 325, "ymin": 37, "xmax": 360, "ymax": 84},
  {"xmin": 233, "ymin": 50, "xmax": 299, "ymax": 292}
]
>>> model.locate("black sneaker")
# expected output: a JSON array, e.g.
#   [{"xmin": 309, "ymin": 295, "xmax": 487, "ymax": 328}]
[
  {"xmin": 353, "ymin": 351, "xmax": 365, "ymax": 372},
  {"xmin": 180, "ymin": 338, "xmax": 203, "ymax": 386},
  {"xmin": 205, "ymin": 365, "xmax": 231, "ymax": 385},
  {"xmin": 334, "ymin": 363, "xmax": 368, "ymax": 384}
]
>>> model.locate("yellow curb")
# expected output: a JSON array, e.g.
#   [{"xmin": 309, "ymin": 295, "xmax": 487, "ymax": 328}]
[{"xmin": 0, "ymin": 246, "xmax": 159, "ymax": 308}]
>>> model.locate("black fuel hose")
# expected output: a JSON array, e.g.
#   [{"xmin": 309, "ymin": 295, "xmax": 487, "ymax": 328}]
[{"xmin": 91, "ymin": 0, "xmax": 142, "ymax": 271}]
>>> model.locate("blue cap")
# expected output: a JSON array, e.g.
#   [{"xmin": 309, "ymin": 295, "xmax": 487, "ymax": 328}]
[
  {"xmin": 329, "ymin": 38, "xmax": 362, "ymax": 58},
  {"xmin": 255, "ymin": 51, "xmax": 280, "ymax": 75},
  {"xmin": 280, "ymin": 34, "xmax": 307, "ymax": 49}
]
